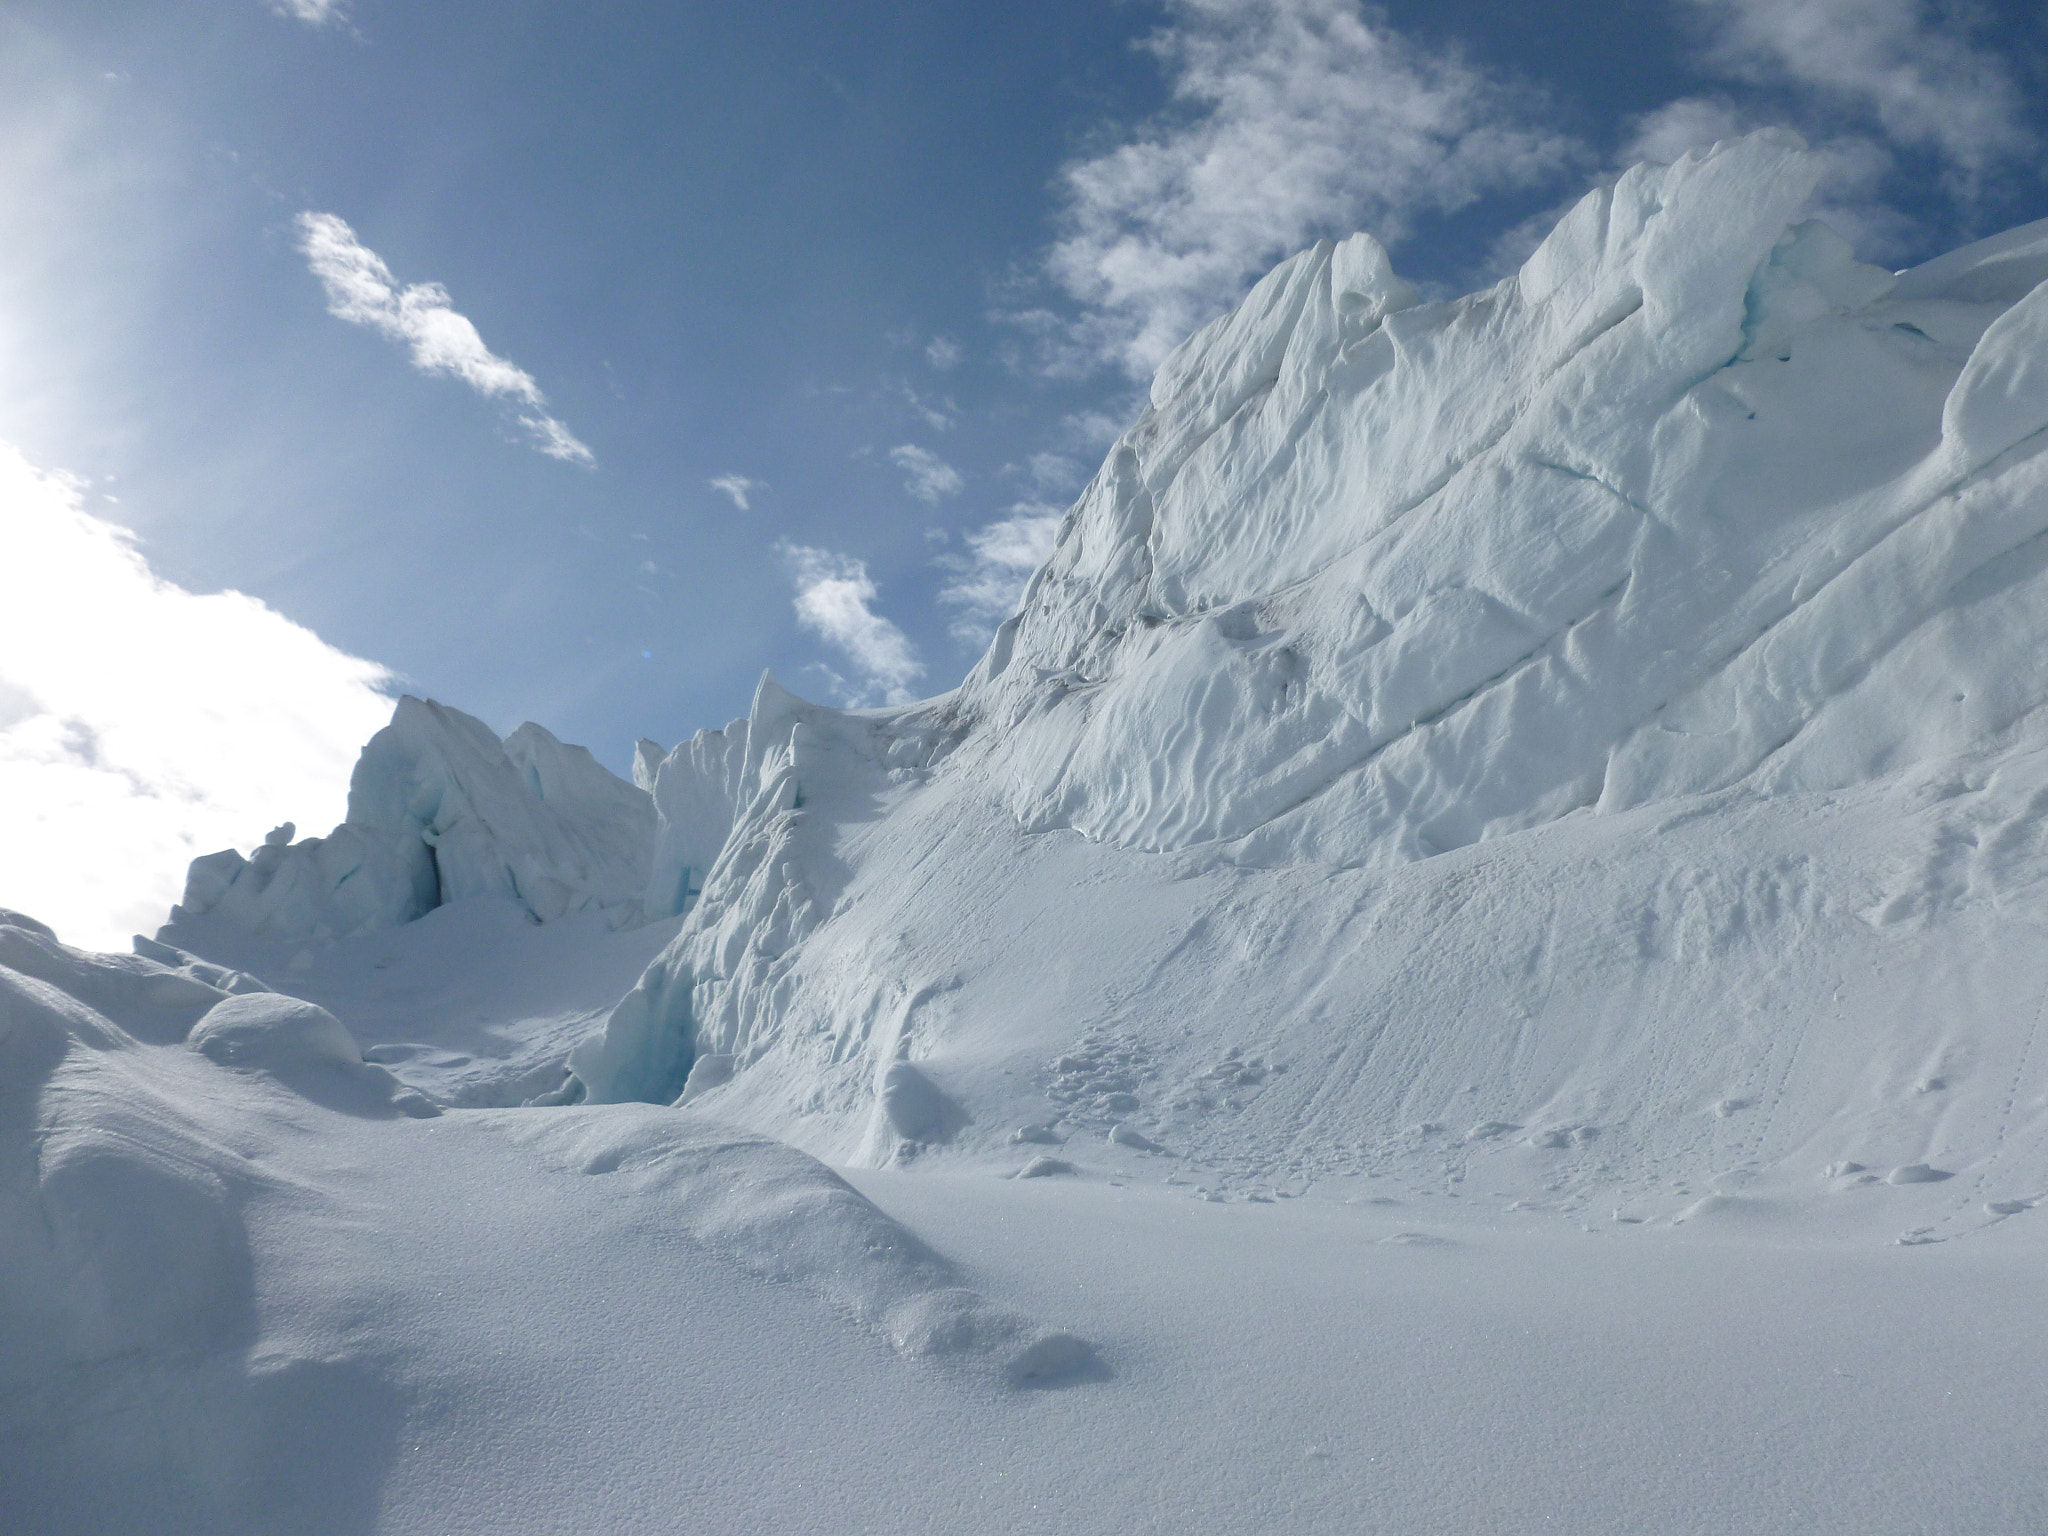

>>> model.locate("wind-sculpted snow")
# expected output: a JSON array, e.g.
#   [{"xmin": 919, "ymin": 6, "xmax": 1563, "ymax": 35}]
[
  {"xmin": 558, "ymin": 135, "xmax": 2048, "ymax": 1216},
  {"xmin": 173, "ymin": 696, "xmax": 655, "ymax": 941},
  {"xmin": 488, "ymin": 1107, "xmax": 1100, "ymax": 1386},
  {"xmin": 948, "ymin": 130, "xmax": 2048, "ymax": 868},
  {"xmin": 0, "ymin": 907, "xmax": 1098, "ymax": 1530},
  {"xmin": 40, "ymin": 127, "xmax": 2048, "ymax": 1533}
]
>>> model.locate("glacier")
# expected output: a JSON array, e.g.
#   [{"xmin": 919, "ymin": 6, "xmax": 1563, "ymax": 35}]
[
  {"xmin": 565, "ymin": 131, "xmax": 2048, "ymax": 1210},
  {"xmin": 9, "ymin": 132, "xmax": 2048, "ymax": 1533},
  {"xmin": 172, "ymin": 695, "xmax": 657, "ymax": 939}
]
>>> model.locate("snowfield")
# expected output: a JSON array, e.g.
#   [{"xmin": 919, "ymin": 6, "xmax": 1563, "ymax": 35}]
[{"xmin": 8, "ymin": 132, "xmax": 2048, "ymax": 1532}]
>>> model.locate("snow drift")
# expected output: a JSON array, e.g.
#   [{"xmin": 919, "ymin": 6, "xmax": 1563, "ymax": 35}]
[{"xmin": 0, "ymin": 906, "xmax": 1095, "ymax": 1531}]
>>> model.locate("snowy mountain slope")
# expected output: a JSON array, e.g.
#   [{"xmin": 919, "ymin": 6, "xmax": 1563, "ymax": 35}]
[
  {"xmin": 566, "ymin": 132, "xmax": 2048, "ymax": 1236},
  {"xmin": 960, "ymin": 129, "xmax": 2048, "ymax": 866}
]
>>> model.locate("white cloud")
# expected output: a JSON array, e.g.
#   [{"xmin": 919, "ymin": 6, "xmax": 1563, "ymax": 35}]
[
  {"xmin": 1013, "ymin": 451, "xmax": 1082, "ymax": 495},
  {"xmin": 889, "ymin": 444, "xmax": 965, "ymax": 504},
  {"xmin": 268, "ymin": 0, "xmax": 346, "ymax": 23},
  {"xmin": 937, "ymin": 506, "xmax": 1065, "ymax": 646},
  {"xmin": 1038, "ymin": 0, "xmax": 1582, "ymax": 378},
  {"xmin": 709, "ymin": 473, "xmax": 762, "ymax": 511},
  {"xmin": 1619, "ymin": 99, "xmax": 1913, "ymax": 260},
  {"xmin": 892, "ymin": 380, "xmax": 958, "ymax": 432},
  {"xmin": 295, "ymin": 211, "xmax": 595, "ymax": 466},
  {"xmin": 777, "ymin": 542, "xmax": 924, "ymax": 706},
  {"xmin": 1682, "ymin": 0, "xmax": 2033, "ymax": 197},
  {"xmin": 0, "ymin": 443, "xmax": 396, "ymax": 950},
  {"xmin": 1623, "ymin": 96, "xmax": 1753, "ymax": 166},
  {"xmin": 925, "ymin": 334, "xmax": 963, "ymax": 371}
]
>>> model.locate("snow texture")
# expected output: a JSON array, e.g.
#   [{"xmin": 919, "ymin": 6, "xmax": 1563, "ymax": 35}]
[
  {"xmin": 15, "ymin": 130, "xmax": 2048, "ymax": 1532},
  {"xmin": 174, "ymin": 696, "xmax": 654, "ymax": 941},
  {"xmin": 0, "ymin": 909, "xmax": 1094, "ymax": 1534},
  {"xmin": 571, "ymin": 135, "xmax": 2048, "ymax": 1225}
]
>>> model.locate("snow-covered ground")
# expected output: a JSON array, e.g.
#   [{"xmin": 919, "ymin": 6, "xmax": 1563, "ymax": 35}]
[
  {"xmin": 9, "ymin": 132, "xmax": 2048, "ymax": 1531},
  {"xmin": 10, "ymin": 899, "xmax": 2045, "ymax": 1534}
]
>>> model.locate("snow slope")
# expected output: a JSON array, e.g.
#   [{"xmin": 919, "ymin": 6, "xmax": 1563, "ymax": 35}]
[
  {"xmin": 7, "ymin": 898, "xmax": 2045, "ymax": 1534},
  {"xmin": 577, "ymin": 134, "xmax": 2048, "ymax": 1234},
  {"xmin": 10, "ymin": 130, "xmax": 2048, "ymax": 1532}
]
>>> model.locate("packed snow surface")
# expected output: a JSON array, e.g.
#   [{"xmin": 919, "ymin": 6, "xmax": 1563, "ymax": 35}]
[{"xmin": 8, "ymin": 133, "xmax": 2048, "ymax": 1532}]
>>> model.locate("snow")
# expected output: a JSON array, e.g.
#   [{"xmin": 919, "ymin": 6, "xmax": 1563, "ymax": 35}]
[
  {"xmin": 175, "ymin": 696, "xmax": 654, "ymax": 942},
  {"xmin": 10, "ymin": 131, "xmax": 2048, "ymax": 1530}
]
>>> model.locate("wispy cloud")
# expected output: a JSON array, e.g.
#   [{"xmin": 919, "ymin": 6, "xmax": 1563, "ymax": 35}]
[
  {"xmin": 709, "ymin": 473, "xmax": 762, "ymax": 511},
  {"xmin": 1680, "ymin": 0, "xmax": 2032, "ymax": 199},
  {"xmin": 0, "ymin": 442, "xmax": 395, "ymax": 950},
  {"xmin": 889, "ymin": 444, "xmax": 964, "ymax": 504},
  {"xmin": 1010, "ymin": 451, "xmax": 1083, "ymax": 497},
  {"xmin": 937, "ymin": 506, "xmax": 1064, "ymax": 647},
  {"xmin": 777, "ymin": 542, "xmax": 924, "ymax": 706},
  {"xmin": 924, "ymin": 334, "xmax": 963, "ymax": 371},
  {"xmin": 1030, "ymin": 0, "xmax": 1582, "ymax": 378},
  {"xmin": 295, "ymin": 211, "xmax": 594, "ymax": 466},
  {"xmin": 891, "ymin": 380, "xmax": 958, "ymax": 432},
  {"xmin": 267, "ymin": 0, "xmax": 346, "ymax": 23},
  {"xmin": 1617, "ymin": 97, "xmax": 1911, "ymax": 257}
]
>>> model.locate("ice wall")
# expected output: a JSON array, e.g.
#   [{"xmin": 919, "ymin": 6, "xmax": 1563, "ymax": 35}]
[
  {"xmin": 568, "ymin": 133, "xmax": 2048, "ymax": 1173},
  {"xmin": 171, "ymin": 696, "xmax": 656, "ymax": 941},
  {"xmin": 573, "ymin": 672, "xmax": 956, "ymax": 1105},
  {"xmin": 953, "ymin": 130, "xmax": 2048, "ymax": 868}
]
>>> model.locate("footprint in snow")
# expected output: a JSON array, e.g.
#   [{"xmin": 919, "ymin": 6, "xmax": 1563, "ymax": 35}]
[{"xmin": 1526, "ymin": 1124, "xmax": 1598, "ymax": 1150}]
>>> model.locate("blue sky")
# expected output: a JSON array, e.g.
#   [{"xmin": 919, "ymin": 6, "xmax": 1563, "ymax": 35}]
[{"xmin": 4, "ymin": 0, "xmax": 2047, "ymax": 942}]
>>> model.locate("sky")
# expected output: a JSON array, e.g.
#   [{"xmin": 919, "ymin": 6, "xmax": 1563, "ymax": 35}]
[{"xmin": 3, "ymin": 0, "xmax": 2047, "ymax": 946}]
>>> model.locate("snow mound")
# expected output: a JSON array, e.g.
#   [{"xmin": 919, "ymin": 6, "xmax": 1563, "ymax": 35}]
[
  {"xmin": 487, "ymin": 1105, "xmax": 1103, "ymax": 1386},
  {"xmin": 0, "ymin": 908, "xmax": 264, "ymax": 1041},
  {"xmin": 0, "ymin": 935, "xmax": 275, "ymax": 1530},
  {"xmin": 1, "ymin": 911, "xmax": 1104, "ymax": 1528},
  {"xmin": 187, "ymin": 992, "xmax": 440, "ymax": 1119},
  {"xmin": 171, "ymin": 695, "xmax": 654, "ymax": 942}
]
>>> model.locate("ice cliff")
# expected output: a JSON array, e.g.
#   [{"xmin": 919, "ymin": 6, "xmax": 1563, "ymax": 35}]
[
  {"xmin": 173, "ymin": 696, "xmax": 654, "ymax": 940},
  {"xmin": 956, "ymin": 128, "xmax": 2048, "ymax": 866}
]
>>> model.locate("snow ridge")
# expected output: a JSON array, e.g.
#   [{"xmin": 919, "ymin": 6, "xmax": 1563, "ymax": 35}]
[
  {"xmin": 553, "ymin": 133, "xmax": 2048, "ymax": 1200},
  {"xmin": 953, "ymin": 130, "xmax": 2048, "ymax": 869}
]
